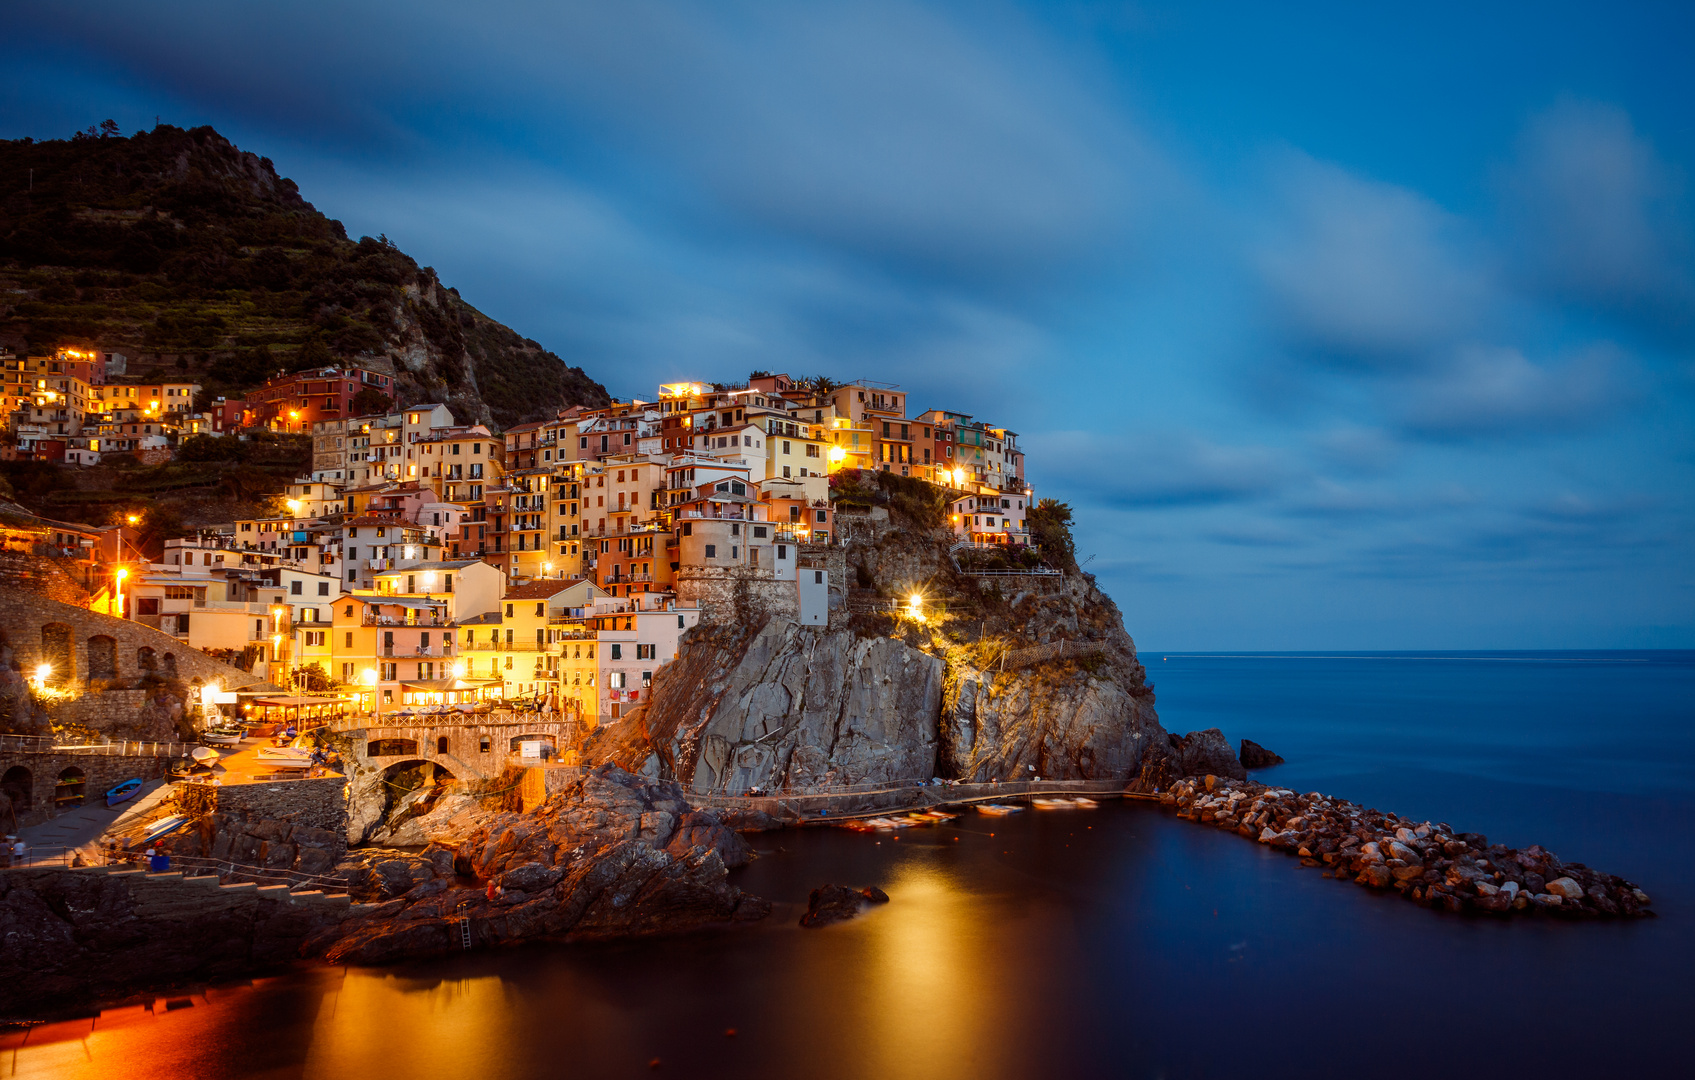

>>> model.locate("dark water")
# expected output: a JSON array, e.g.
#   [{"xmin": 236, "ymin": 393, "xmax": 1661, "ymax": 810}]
[{"xmin": 11, "ymin": 651, "xmax": 1693, "ymax": 1079}]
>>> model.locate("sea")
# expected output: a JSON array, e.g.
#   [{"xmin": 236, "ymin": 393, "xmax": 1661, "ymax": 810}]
[{"xmin": 9, "ymin": 651, "xmax": 1693, "ymax": 1079}]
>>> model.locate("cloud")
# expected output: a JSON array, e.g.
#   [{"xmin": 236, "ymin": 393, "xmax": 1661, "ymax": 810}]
[
  {"xmin": 1312, "ymin": 425, "xmax": 1402, "ymax": 474},
  {"xmin": 1254, "ymin": 151, "xmax": 1490, "ymax": 362},
  {"xmin": 1029, "ymin": 429, "xmax": 1288, "ymax": 508},
  {"xmin": 1395, "ymin": 343, "xmax": 1636, "ymax": 438},
  {"xmin": 1503, "ymin": 101, "xmax": 1694, "ymax": 327}
]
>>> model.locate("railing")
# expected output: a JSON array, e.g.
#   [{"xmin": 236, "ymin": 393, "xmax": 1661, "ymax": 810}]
[
  {"xmin": 363, "ymin": 614, "xmax": 452, "ymax": 626},
  {"xmin": 0, "ymin": 734, "xmax": 192, "ymax": 757}
]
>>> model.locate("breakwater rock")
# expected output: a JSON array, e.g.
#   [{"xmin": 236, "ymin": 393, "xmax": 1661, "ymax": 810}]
[
  {"xmin": 799, "ymin": 884, "xmax": 890, "ymax": 927},
  {"xmin": 1152, "ymin": 776, "xmax": 1653, "ymax": 918},
  {"xmin": 310, "ymin": 764, "xmax": 770, "ymax": 963}
]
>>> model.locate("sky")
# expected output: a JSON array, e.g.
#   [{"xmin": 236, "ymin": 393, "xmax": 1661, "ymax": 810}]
[{"xmin": 5, "ymin": 1, "xmax": 1693, "ymax": 649}]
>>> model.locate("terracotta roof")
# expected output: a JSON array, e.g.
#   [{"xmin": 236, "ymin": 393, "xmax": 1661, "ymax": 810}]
[{"xmin": 502, "ymin": 577, "xmax": 589, "ymax": 600}]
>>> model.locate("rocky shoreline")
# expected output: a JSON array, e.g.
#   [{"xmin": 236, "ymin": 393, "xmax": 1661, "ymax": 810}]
[{"xmin": 1151, "ymin": 774, "xmax": 1654, "ymax": 917}]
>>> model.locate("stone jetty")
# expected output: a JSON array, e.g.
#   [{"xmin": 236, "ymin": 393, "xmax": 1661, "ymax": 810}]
[{"xmin": 1152, "ymin": 775, "xmax": 1653, "ymax": 918}]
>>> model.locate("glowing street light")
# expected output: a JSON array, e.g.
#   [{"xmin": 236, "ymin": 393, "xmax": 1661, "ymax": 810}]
[
  {"xmin": 126, "ymin": 513, "xmax": 139, "ymax": 525},
  {"xmin": 362, "ymin": 667, "xmax": 380, "ymax": 721},
  {"xmin": 286, "ymin": 499, "xmax": 302, "ymax": 515},
  {"xmin": 114, "ymin": 566, "xmax": 129, "ymax": 618},
  {"xmin": 906, "ymin": 592, "xmax": 927, "ymax": 624},
  {"xmin": 32, "ymin": 663, "xmax": 51, "ymax": 689},
  {"xmin": 952, "ymin": 467, "xmax": 967, "ymax": 487},
  {"xmin": 451, "ymin": 661, "xmax": 466, "ymax": 679}
]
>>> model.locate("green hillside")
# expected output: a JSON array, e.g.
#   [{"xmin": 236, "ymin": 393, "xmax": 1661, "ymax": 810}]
[{"xmin": 0, "ymin": 124, "xmax": 609, "ymax": 427}]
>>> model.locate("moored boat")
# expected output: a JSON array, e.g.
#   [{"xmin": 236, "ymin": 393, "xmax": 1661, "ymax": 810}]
[
  {"xmin": 142, "ymin": 814, "xmax": 188, "ymax": 842},
  {"xmin": 105, "ymin": 778, "xmax": 143, "ymax": 807},
  {"xmin": 256, "ymin": 745, "xmax": 314, "ymax": 768},
  {"xmin": 200, "ymin": 725, "xmax": 245, "ymax": 746},
  {"xmin": 977, "ymin": 803, "xmax": 1024, "ymax": 816},
  {"xmin": 190, "ymin": 746, "xmax": 220, "ymax": 767}
]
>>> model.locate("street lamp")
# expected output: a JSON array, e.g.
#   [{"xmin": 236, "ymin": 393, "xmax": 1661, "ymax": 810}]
[
  {"xmin": 452, "ymin": 661, "xmax": 466, "ymax": 679},
  {"xmin": 286, "ymin": 499, "xmax": 302, "ymax": 515},
  {"xmin": 32, "ymin": 663, "xmax": 51, "ymax": 690},
  {"xmin": 114, "ymin": 566, "xmax": 129, "ymax": 618},
  {"xmin": 362, "ymin": 667, "xmax": 380, "ymax": 721}
]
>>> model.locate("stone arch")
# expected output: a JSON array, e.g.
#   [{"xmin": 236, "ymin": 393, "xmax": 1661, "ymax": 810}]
[
  {"xmin": 137, "ymin": 646, "xmax": 157, "ymax": 674},
  {"xmin": 376, "ymin": 758, "xmax": 457, "ymax": 828},
  {"xmin": 1, "ymin": 765, "xmax": 31, "ymax": 815},
  {"xmin": 86, "ymin": 635, "xmax": 118, "ymax": 680},
  {"xmin": 162, "ymin": 652, "xmax": 178, "ymax": 677},
  {"xmin": 368, "ymin": 737, "xmax": 419, "ymax": 757},
  {"xmin": 41, "ymin": 623, "xmax": 73, "ymax": 684}
]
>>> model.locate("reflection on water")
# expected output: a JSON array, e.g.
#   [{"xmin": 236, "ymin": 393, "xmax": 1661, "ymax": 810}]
[{"xmin": 9, "ymin": 653, "xmax": 1691, "ymax": 1078}]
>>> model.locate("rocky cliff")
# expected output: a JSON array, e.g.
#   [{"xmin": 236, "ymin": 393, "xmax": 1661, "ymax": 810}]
[
  {"xmin": 313, "ymin": 764, "xmax": 768, "ymax": 963},
  {"xmin": 589, "ymin": 503, "xmax": 1167, "ymax": 792}
]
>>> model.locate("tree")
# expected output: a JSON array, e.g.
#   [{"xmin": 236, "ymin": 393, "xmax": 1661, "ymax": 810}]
[
  {"xmin": 1027, "ymin": 498, "xmax": 1077, "ymax": 572},
  {"xmin": 98, "ymin": 119, "xmax": 121, "ymax": 138},
  {"xmin": 350, "ymin": 386, "xmax": 391, "ymax": 417}
]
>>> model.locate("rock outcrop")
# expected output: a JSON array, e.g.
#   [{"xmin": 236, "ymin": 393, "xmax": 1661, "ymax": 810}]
[
  {"xmin": 587, "ymin": 545, "xmax": 1166, "ymax": 791},
  {"xmin": 799, "ymin": 884, "xmax": 891, "ymax": 927},
  {"xmin": 1154, "ymin": 776, "xmax": 1654, "ymax": 918},
  {"xmin": 310, "ymin": 764, "xmax": 769, "ymax": 963},
  {"xmin": 1239, "ymin": 739, "xmax": 1285, "ymax": 769}
]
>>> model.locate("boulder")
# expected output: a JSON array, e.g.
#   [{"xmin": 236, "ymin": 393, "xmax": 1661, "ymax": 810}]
[
  {"xmin": 799, "ymin": 884, "xmax": 888, "ymax": 928},
  {"xmin": 1545, "ymin": 877, "xmax": 1585, "ymax": 900},
  {"xmin": 1238, "ymin": 739, "xmax": 1285, "ymax": 769},
  {"xmin": 1175, "ymin": 729, "xmax": 1246, "ymax": 781}
]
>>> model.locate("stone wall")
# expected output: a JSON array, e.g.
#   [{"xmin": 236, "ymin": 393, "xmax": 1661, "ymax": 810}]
[
  {"xmin": 0, "ymin": 750, "xmax": 171, "ymax": 830},
  {"xmin": 0, "ymin": 592, "xmax": 273, "ymax": 692},
  {"xmin": 0, "ymin": 551, "xmax": 92, "ymax": 607},
  {"xmin": 0, "ymin": 864, "xmax": 360, "ymax": 1013},
  {"xmin": 53, "ymin": 688, "xmax": 154, "ymax": 728},
  {"xmin": 182, "ymin": 775, "xmax": 350, "ymax": 842}
]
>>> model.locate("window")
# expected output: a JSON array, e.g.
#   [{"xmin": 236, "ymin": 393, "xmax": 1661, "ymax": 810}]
[
  {"xmin": 480, "ymin": 736, "xmax": 491, "ymax": 753},
  {"xmin": 782, "ymin": 440, "xmax": 791, "ymax": 455},
  {"xmin": 436, "ymin": 736, "xmax": 449, "ymax": 755},
  {"xmin": 505, "ymin": 603, "xmax": 514, "ymax": 617},
  {"xmin": 609, "ymin": 671, "xmax": 626, "ymax": 688},
  {"xmin": 678, "ymin": 615, "xmax": 686, "ymax": 628},
  {"xmin": 816, "ymin": 509, "xmax": 827, "ymax": 522},
  {"xmin": 705, "ymin": 544, "xmax": 716, "ymax": 558},
  {"xmin": 806, "ymin": 444, "xmax": 819, "ymax": 457},
  {"xmin": 290, "ymin": 580, "xmax": 302, "ymax": 595},
  {"xmin": 611, "ymin": 643, "xmax": 622, "ymax": 660},
  {"xmin": 814, "ymin": 570, "xmax": 824, "ymax": 584},
  {"xmin": 636, "ymin": 643, "xmax": 656, "ymax": 660},
  {"xmin": 753, "ymin": 526, "xmax": 767, "ymax": 538},
  {"xmin": 536, "ymin": 602, "xmax": 545, "ymax": 616},
  {"xmin": 317, "ymin": 581, "xmax": 330, "ymax": 596},
  {"xmin": 305, "ymin": 631, "xmax": 326, "ymax": 646},
  {"xmin": 777, "ymin": 544, "xmax": 787, "ymax": 559}
]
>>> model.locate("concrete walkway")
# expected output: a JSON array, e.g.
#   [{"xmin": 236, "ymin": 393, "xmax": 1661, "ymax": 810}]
[{"xmin": 13, "ymin": 778, "xmax": 171, "ymax": 864}]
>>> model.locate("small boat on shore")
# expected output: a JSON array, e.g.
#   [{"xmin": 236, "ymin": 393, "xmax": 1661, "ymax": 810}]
[
  {"xmin": 1033, "ymin": 797, "xmax": 1100, "ymax": 810},
  {"xmin": 200, "ymin": 726, "xmax": 245, "ymax": 746},
  {"xmin": 142, "ymin": 814, "xmax": 188, "ymax": 843},
  {"xmin": 105, "ymin": 778, "xmax": 143, "ymax": 807},
  {"xmin": 256, "ymin": 746, "xmax": 314, "ymax": 768},
  {"xmin": 977, "ymin": 803, "xmax": 1024, "ymax": 816},
  {"xmin": 190, "ymin": 746, "xmax": 220, "ymax": 767}
]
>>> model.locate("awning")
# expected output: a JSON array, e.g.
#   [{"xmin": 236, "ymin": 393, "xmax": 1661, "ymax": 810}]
[
  {"xmin": 365, "ymin": 597, "xmax": 449, "ymax": 609},
  {"xmin": 400, "ymin": 678, "xmax": 502, "ymax": 692},
  {"xmin": 251, "ymin": 696, "xmax": 350, "ymax": 707}
]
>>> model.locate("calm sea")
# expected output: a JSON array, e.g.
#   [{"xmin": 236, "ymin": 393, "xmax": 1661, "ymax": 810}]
[{"xmin": 10, "ymin": 651, "xmax": 1693, "ymax": 1079}]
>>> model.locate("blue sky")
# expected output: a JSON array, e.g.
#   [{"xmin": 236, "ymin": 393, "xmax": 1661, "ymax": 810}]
[{"xmin": 6, "ymin": 2, "xmax": 1692, "ymax": 649}]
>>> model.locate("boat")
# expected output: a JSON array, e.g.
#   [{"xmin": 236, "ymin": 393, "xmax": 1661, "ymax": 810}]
[
  {"xmin": 916, "ymin": 810, "xmax": 958, "ymax": 821},
  {"xmin": 256, "ymin": 746, "xmax": 315, "ymax": 768},
  {"xmin": 190, "ymin": 746, "xmax": 220, "ymax": 767},
  {"xmin": 142, "ymin": 814, "xmax": 188, "ymax": 842},
  {"xmin": 1072, "ymin": 797, "xmax": 1100, "ymax": 808},
  {"xmin": 1031, "ymin": 797, "xmax": 1075, "ymax": 809},
  {"xmin": 976, "ymin": 803, "xmax": 1024, "ymax": 816},
  {"xmin": 105, "ymin": 778, "xmax": 143, "ymax": 807},
  {"xmin": 200, "ymin": 725, "xmax": 245, "ymax": 746}
]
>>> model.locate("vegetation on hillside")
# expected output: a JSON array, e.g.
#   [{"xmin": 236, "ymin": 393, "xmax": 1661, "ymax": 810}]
[{"xmin": 0, "ymin": 124, "xmax": 609, "ymax": 427}]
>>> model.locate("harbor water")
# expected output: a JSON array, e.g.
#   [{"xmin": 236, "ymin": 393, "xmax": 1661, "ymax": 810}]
[{"xmin": 9, "ymin": 651, "xmax": 1692, "ymax": 1078}]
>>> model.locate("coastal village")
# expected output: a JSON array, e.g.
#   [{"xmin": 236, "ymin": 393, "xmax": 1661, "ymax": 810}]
[
  {"xmin": 3, "ymin": 350, "xmax": 1031, "ymax": 726},
  {"xmin": 0, "ymin": 345, "xmax": 1650, "ymax": 1016}
]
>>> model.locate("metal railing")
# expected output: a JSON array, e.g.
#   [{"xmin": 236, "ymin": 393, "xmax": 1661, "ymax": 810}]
[{"xmin": 0, "ymin": 734, "xmax": 191, "ymax": 758}]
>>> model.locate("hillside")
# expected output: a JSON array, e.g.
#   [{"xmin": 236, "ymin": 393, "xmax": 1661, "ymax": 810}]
[{"xmin": 0, "ymin": 124, "xmax": 609, "ymax": 428}]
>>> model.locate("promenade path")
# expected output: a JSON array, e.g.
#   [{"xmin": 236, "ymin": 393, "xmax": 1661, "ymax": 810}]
[{"xmin": 688, "ymin": 777, "xmax": 1128, "ymax": 823}]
